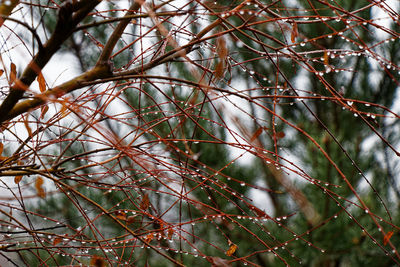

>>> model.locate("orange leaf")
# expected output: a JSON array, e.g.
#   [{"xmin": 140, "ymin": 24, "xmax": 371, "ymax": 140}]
[
  {"xmin": 9, "ymin": 62, "xmax": 16, "ymax": 84},
  {"xmin": 140, "ymin": 193, "xmax": 150, "ymax": 210},
  {"xmin": 23, "ymin": 115, "xmax": 32, "ymax": 137},
  {"xmin": 37, "ymin": 72, "xmax": 46, "ymax": 93},
  {"xmin": 53, "ymin": 237, "xmax": 62, "ymax": 245},
  {"xmin": 291, "ymin": 22, "xmax": 298, "ymax": 43},
  {"xmin": 226, "ymin": 243, "xmax": 237, "ymax": 256},
  {"xmin": 35, "ymin": 177, "xmax": 46, "ymax": 198},
  {"xmin": 324, "ymin": 51, "xmax": 329, "ymax": 66},
  {"xmin": 14, "ymin": 175, "xmax": 23, "ymax": 184},
  {"xmin": 115, "ymin": 210, "xmax": 127, "ymax": 220},
  {"xmin": 144, "ymin": 233, "xmax": 154, "ymax": 243},
  {"xmin": 383, "ymin": 231, "xmax": 394, "ymax": 245},
  {"xmin": 250, "ymin": 127, "xmax": 263, "ymax": 142},
  {"xmin": 0, "ymin": 142, "xmax": 3, "ymax": 155},
  {"xmin": 0, "ymin": 69, "xmax": 3, "ymax": 77}
]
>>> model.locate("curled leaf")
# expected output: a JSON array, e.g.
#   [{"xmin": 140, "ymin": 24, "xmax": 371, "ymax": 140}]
[
  {"xmin": 226, "ymin": 243, "xmax": 237, "ymax": 256},
  {"xmin": 383, "ymin": 231, "xmax": 394, "ymax": 245},
  {"xmin": 144, "ymin": 233, "xmax": 154, "ymax": 243}
]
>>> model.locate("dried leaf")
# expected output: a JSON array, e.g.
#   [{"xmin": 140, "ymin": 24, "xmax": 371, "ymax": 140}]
[
  {"xmin": 127, "ymin": 215, "xmax": 137, "ymax": 224},
  {"xmin": 35, "ymin": 176, "xmax": 46, "ymax": 198},
  {"xmin": 9, "ymin": 62, "xmax": 16, "ymax": 84},
  {"xmin": 144, "ymin": 233, "xmax": 154, "ymax": 243},
  {"xmin": 226, "ymin": 243, "xmax": 237, "ymax": 256},
  {"xmin": 276, "ymin": 131, "xmax": 285, "ymax": 139},
  {"xmin": 90, "ymin": 255, "xmax": 106, "ymax": 267},
  {"xmin": 40, "ymin": 105, "xmax": 49, "ymax": 119},
  {"xmin": 115, "ymin": 210, "xmax": 127, "ymax": 220},
  {"xmin": 324, "ymin": 51, "xmax": 329, "ymax": 66},
  {"xmin": 214, "ymin": 60, "xmax": 225, "ymax": 80},
  {"xmin": 383, "ymin": 231, "xmax": 394, "ymax": 245},
  {"xmin": 53, "ymin": 237, "xmax": 62, "ymax": 245},
  {"xmin": 291, "ymin": 22, "xmax": 298, "ymax": 43},
  {"xmin": 37, "ymin": 72, "xmax": 46, "ymax": 93},
  {"xmin": 140, "ymin": 193, "xmax": 150, "ymax": 210},
  {"xmin": 0, "ymin": 69, "xmax": 3, "ymax": 77},
  {"xmin": 23, "ymin": 115, "xmax": 32, "ymax": 137},
  {"xmin": 210, "ymin": 256, "xmax": 231, "ymax": 267},
  {"xmin": 216, "ymin": 36, "xmax": 228, "ymax": 60},
  {"xmin": 14, "ymin": 175, "xmax": 23, "ymax": 184},
  {"xmin": 0, "ymin": 142, "xmax": 3, "ymax": 155},
  {"xmin": 167, "ymin": 228, "xmax": 174, "ymax": 239},
  {"xmin": 250, "ymin": 127, "xmax": 263, "ymax": 142},
  {"xmin": 251, "ymin": 206, "xmax": 268, "ymax": 218}
]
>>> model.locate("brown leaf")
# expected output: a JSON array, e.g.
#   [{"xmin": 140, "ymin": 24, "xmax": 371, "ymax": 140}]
[
  {"xmin": 383, "ymin": 231, "xmax": 394, "ymax": 245},
  {"xmin": 214, "ymin": 60, "xmax": 225, "ymax": 80},
  {"xmin": 0, "ymin": 142, "xmax": 3, "ymax": 155},
  {"xmin": 115, "ymin": 210, "xmax": 127, "ymax": 220},
  {"xmin": 251, "ymin": 206, "xmax": 268, "ymax": 218},
  {"xmin": 127, "ymin": 215, "xmax": 137, "ymax": 224},
  {"xmin": 167, "ymin": 228, "xmax": 174, "ymax": 239},
  {"xmin": 40, "ymin": 105, "xmax": 49, "ymax": 119},
  {"xmin": 226, "ymin": 244, "xmax": 237, "ymax": 256},
  {"xmin": 250, "ymin": 127, "xmax": 263, "ymax": 142},
  {"xmin": 216, "ymin": 36, "xmax": 228, "ymax": 60},
  {"xmin": 90, "ymin": 255, "xmax": 106, "ymax": 267},
  {"xmin": 276, "ymin": 131, "xmax": 285, "ymax": 139},
  {"xmin": 210, "ymin": 256, "xmax": 231, "ymax": 267},
  {"xmin": 291, "ymin": 22, "xmax": 298, "ymax": 43},
  {"xmin": 35, "ymin": 177, "xmax": 45, "ymax": 198},
  {"xmin": 23, "ymin": 115, "xmax": 32, "ymax": 137},
  {"xmin": 37, "ymin": 72, "xmax": 46, "ymax": 93},
  {"xmin": 0, "ymin": 69, "xmax": 4, "ymax": 77},
  {"xmin": 9, "ymin": 62, "xmax": 16, "ymax": 84},
  {"xmin": 140, "ymin": 193, "xmax": 150, "ymax": 210},
  {"xmin": 14, "ymin": 175, "xmax": 23, "ymax": 184},
  {"xmin": 208, "ymin": 257, "xmax": 231, "ymax": 267}
]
